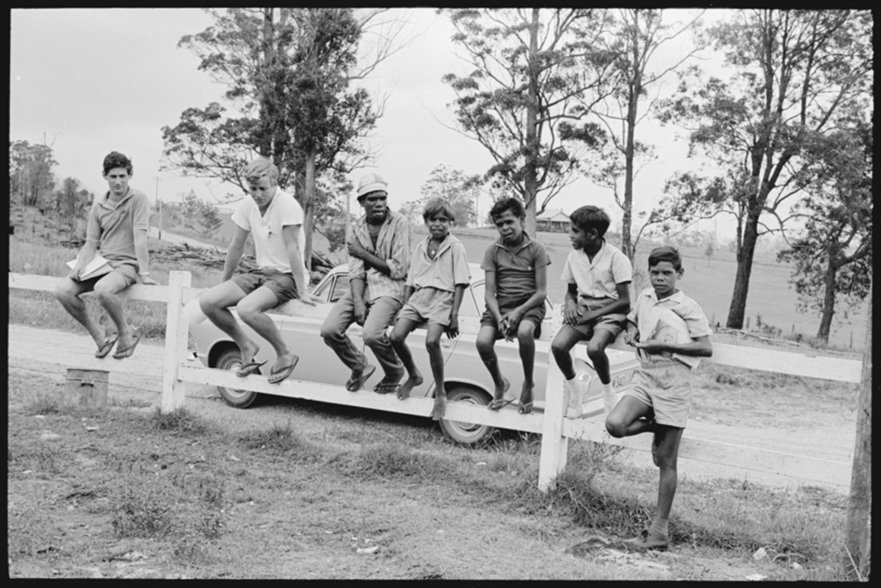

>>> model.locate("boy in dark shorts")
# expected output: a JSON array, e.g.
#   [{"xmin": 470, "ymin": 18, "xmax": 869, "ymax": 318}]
[
  {"xmin": 551, "ymin": 205, "xmax": 632, "ymax": 418},
  {"xmin": 389, "ymin": 197, "xmax": 470, "ymax": 421},
  {"xmin": 198, "ymin": 157, "xmax": 313, "ymax": 384},
  {"xmin": 477, "ymin": 197, "xmax": 550, "ymax": 414},
  {"xmin": 605, "ymin": 245, "xmax": 712, "ymax": 551}
]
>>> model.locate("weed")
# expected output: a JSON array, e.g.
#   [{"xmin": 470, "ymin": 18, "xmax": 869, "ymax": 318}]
[
  {"xmin": 110, "ymin": 478, "xmax": 175, "ymax": 538},
  {"xmin": 151, "ymin": 407, "xmax": 211, "ymax": 436},
  {"xmin": 239, "ymin": 421, "xmax": 306, "ymax": 454},
  {"xmin": 348, "ymin": 442, "xmax": 457, "ymax": 480},
  {"xmin": 22, "ymin": 388, "xmax": 66, "ymax": 415}
]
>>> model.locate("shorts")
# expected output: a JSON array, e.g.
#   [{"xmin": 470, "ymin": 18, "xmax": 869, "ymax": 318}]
[
  {"xmin": 232, "ymin": 269, "xmax": 298, "ymax": 305},
  {"xmin": 569, "ymin": 297, "xmax": 626, "ymax": 339},
  {"xmin": 77, "ymin": 262, "xmax": 139, "ymax": 290},
  {"xmin": 480, "ymin": 297, "xmax": 545, "ymax": 339},
  {"xmin": 396, "ymin": 287, "xmax": 454, "ymax": 326},
  {"xmin": 621, "ymin": 359, "xmax": 693, "ymax": 428}
]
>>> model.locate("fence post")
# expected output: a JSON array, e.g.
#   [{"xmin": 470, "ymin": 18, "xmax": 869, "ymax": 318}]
[
  {"xmin": 538, "ymin": 308, "xmax": 569, "ymax": 492},
  {"xmin": 161, "ymin": 270, "xmax": 191, "ymax": 412}
]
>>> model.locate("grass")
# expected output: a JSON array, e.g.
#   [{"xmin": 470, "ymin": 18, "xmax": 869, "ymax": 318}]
[{"xmin": 6, "ymin": 363, "xmax": 859, "ymax": 580}]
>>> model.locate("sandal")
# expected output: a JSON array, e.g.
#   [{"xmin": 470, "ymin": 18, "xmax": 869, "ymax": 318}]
[
  {"xmin": 345, "ymin": 364, "xmax": 376, "ymax": 392},
  {"xmin": 94, "ymin": 336, "xmax": 118, "ymax": 359}
]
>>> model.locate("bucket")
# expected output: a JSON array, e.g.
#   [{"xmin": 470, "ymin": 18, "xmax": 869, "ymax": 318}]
[{"xmin": 65, "ymin": 368, "xmax": 109, "ymax": 408}]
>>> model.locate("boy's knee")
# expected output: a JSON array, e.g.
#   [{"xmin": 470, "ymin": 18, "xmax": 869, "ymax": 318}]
[
  {"xmin": 551, "ymin": 340, "xmax": 570, "ymax": 358},
  {"xmin": 586, "ymin": 342, "xmax": 607, "ymax": 361},
  {"xmin": 605, "ymin": 417, "xmax": 626, "ymax": 438},
  {"xmin": 475, "ymin": 337, "xmax": 494, "ymax": 356},
  {"xmin": 424, "ymin": 336, "xmax": 441, "ymax": 352},
  {"xmin": 361, "ymin": 329, "xmax": 387, "ymax": 348},
  {"xmin": 235, "ymin": 300, "xmax": 260, "ymax": 322},
  {"xmin": 55, "ymin": 279, "xmax": 74, "ymax": 301}
]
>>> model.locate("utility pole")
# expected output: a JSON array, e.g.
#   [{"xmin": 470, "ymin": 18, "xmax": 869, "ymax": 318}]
[{"xmin": 155, "ymin": 176, "xmax": 162, "ymax": 240}]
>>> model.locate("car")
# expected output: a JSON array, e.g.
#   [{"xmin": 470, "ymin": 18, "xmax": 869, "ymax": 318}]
[{"xmin": 186, "ymin": 263, "xmax": 640, "ymax": 445}]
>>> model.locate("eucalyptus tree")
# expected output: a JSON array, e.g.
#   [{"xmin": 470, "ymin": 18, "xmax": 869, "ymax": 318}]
[
  {"xmin": 10, "ymin": 139, "xmax": 56, "ymax": 207},
  {"xmin": 585, "ymin": 8, "xmax": 705, "ymax": 260},
  {"xmin": 777, "ymin": 120, "xmax": 872, "ymax": 344},
  {"xmin": 441, "ymin": 8, "xmax": 617, "ymax": 234},
  {"xmin": 657, "ymin": 9, "xmax": 873, "ymax": 329},
  {"xmin": 162, "ymin": 7, "xmax": 390, "ymax": 263}
]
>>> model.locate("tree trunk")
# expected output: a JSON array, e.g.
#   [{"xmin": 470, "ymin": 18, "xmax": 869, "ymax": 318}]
[
  {"xmin": 844, "ymin": 278, "xmax": 871, "ymax": 579},
  {"xmin": 621, "ymin": 14, "xmax": 640, "ymax": 261},
  {"xmin": 725, "ymin": 213, "xmax": 759, "ymax": 328},
  {"xmin": 816, "ymin": 249, "xmax": 838, "ymax": 344},
  {"xmin": 302, "ymin": 150, "xmax": 317, "ymax": 268},
  {"xmin": 522, "ymin": 8, "xmax": 540, "ymax": 237}
]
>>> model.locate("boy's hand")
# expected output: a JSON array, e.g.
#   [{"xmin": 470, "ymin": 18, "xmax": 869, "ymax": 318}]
[
  {"xmin": 563, "ymin": 299, "xmax": 581, "ymax": 325},
  {"xmin": 501, "ymin": 310, "xmax": 521, "ymax": 341},
  {"xmin": 623, "ymin": 328, "xmax": 640, "ymax": 346},
  {"xmin": 445, "ymin": 315, "xmax": 459, "ymax": 339}
]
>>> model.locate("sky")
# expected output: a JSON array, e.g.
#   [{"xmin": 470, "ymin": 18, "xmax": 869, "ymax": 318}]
[{"xmin": 10, "ymin": 7, "xmax": 700, "ymax": 229}]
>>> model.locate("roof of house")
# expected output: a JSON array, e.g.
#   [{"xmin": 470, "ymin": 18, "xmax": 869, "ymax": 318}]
[{"xmin": 537, "ymin": 209, "xmax": 570, "ymax": 222}]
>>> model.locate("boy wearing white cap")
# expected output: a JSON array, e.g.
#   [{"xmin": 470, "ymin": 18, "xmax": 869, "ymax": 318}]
[{"xmin": 320, "ymin": 172, "xmax": 412, "ymax": 392}]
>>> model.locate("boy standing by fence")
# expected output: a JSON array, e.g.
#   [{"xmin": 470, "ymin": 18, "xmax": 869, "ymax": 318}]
[
  {"xmin": 605, "ymin": 245, "xmax": 712, "ymax": 551},
  {"xmin": 55, "ymin": 151, "xmax": 158, "ymax": 360},
  {"xmin": 389, "ymin": 197, "xmax": 470, "ymax": 421},
  {"xmin": 551, "ymin": 205, "xmax": 632, "ymax": 418},
  {"xmin": 477, "ymin": 197, "xmax": 550, "ymax": 414}
]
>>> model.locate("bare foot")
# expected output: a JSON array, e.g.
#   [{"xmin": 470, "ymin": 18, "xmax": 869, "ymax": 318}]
[
  {"xmin": 431, "ymin": 395, "xmax": 447, "ymax": 421},
  {"xmin": 518, "ymin": 381, "xmax": 534, "ymax": 414},
  {"xmin": 396, "ymin": 373, "xmax": 423, "ymax": 400}
]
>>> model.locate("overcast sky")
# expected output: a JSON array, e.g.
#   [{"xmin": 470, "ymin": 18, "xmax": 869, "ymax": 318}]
[{"xmin": 10, "ymin": 7, "xmax": 700, "ymax": 226}]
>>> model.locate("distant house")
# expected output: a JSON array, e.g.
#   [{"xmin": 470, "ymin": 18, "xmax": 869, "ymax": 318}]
[{"xmin": 536, "ymin": 209, "xmax": 570, "ymax": 233}]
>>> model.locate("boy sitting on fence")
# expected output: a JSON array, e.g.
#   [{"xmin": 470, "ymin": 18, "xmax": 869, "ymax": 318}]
[
  {"xmin": 477, "ymin": 197, "xmax": 550, "ymax": 414},
  {"xmin": 551, "ymin": 205, "xmax": 632, "ymax": 418},
  {"xmin": 605, "ymin": 245, "xmax": 712, "ymax": 551}
]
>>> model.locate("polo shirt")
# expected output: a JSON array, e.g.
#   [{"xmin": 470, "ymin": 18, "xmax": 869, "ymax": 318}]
[
  {"xmin": 480, "ymin": 233, "xmax": 550, "ymax": 306},
  {"xmin": 85, "ymin": 187, "xmax": 150, "ymax": 267},
  {"xmin": 406, "ymin": 234, "xmax": 470, "ymax": 292},
  {"xmin": 629, "ymin": 286, "xmax": 711, "ymax": 368},
  {"xmin": 348, "ymin": 211, "xmax": 411, "ymax": 302},
  {"xmin": 560, "ymin": 240, "xmax": 632, "ymax": 299},
  {"xmin": 231, "ymin": 187, "xmax": 307, "ymax": 275}
]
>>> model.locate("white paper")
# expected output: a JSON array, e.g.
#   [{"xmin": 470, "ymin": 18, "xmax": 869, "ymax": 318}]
[{"xmin": 66, "ymin": 254, "xmax": 112, "ymax": 280}]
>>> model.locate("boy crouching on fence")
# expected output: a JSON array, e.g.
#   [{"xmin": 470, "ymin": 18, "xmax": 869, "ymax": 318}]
[{"xmin": 605, "ymin": 245, "xmax": 712, "ymax": 552}]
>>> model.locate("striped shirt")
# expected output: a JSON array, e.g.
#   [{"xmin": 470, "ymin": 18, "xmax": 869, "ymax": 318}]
[{"xmin": 348, "ymin": 211, "xmax": 411, "ymax": 302}]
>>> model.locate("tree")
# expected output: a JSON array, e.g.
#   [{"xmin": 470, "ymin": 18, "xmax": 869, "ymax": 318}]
[
  {"xmin": 586, "ymin": 9, "xmax": 705, "ymax": 260},
  {"xmin": 416, "ymin": 165, "xmax": 480, "ymax": 227},
  {"xmin": 10, "ymin": 140, "xmax": 56, "ymax": 208},
  {"xmin": 777, "ymin": 120, "xmax": 872, "ymax": 344},
  {"xmin": 53, "ymin": 177, "xmax": 91, "ymax": 235},
  {"xmin": 657, "ymin": 9, "xmax": 873, "ymax": 329},
  {"xmin": 162, "ymin": 8, "xmax": 390, "ymax": 264},
  {"xmin": 441, "ymin": 8, "xmax": 616, "ymax": 234}
]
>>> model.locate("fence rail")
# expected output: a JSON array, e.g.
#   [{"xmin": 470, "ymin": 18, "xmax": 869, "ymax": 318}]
[{"xmin": 9, "ymin": 271, "xmax": 861, "ymax": 492}]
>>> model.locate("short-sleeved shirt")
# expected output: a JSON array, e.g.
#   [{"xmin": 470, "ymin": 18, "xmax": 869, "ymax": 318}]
[
  {"xmin": 560, "ymin": 240, "xmax": 632, "ymax": 300},
  {"xmin": 628, "ymin": 286, "xmax": 711, "ymax": 369},
  {"xmin": 86, "ymin": 187, "xmax": 150, "ymax": 268},
  {"xmin": 348, "ymin": 211, "xmax": 411, "ymax": 302},
  {"xmin": 406, "ymin": 234, "xmax": 470, "ymax": 292},
  {"xmin": 480, "ymin": 234, "xmax": 551, "ymax": 307},
  {"xmin": 231, "ymin": 187, "xmax": 307, "ymax": 275}
]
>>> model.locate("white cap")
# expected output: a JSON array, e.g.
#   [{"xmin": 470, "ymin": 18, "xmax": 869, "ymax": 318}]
[{"xmin": 356, "ymin": 172, "xmax": 388, "ymax": 199}]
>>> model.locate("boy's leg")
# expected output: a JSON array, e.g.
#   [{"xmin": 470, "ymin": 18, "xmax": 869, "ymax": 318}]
[
  {"xmin": 389, "ymin": 318, "xmax": 422, "ymax": 399},
  {"xmin": 476, "ymin": 325, "xmax": 510, "ymax": 405},
  {"xmin": 623, "ymin": 425, "xmax": 683, "ymax": 551},
  {"xmin": 55, "ymin": 276, "xmax": 106, "ymax": 346},
  {"xmin": 516, "ymin": 320, "xmax": 538, "ymax": 412},
  {"xmin": 200, "ymin": 280, "xmax": 256, "ymax": 362},
  {"xmin": 235, "ymin": 286, "xmax": 298, "ymax": 378},
  {"xmin": 605, "ymin": 394, "xmax": 654, "ymax": 438},
  {"xmin": 424, "ymin": 323, "xmax": 447, "ymax": 421},
  {"xmin": 550, "ymin": 325, "xmax": 582, "ymax": 380},
  {"xmin": 587, "ymin": 327, "xmax": 622, "ymax": 412},
  {"xmin": 319, "ymin": 293, "xmax": 365, "ymax": 371},
  {"xmin": 92, "ymin": 269, "xmax": 138, "ymax": 350}
]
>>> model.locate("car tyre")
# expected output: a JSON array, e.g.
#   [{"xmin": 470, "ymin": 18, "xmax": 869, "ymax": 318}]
[
  {"xmin": 215, "ymin": 347, "xmax": 260, "ymax": 409},
  {"xmin": 439, "ymin": 386, "xmax": 495, "ymax": 446}
]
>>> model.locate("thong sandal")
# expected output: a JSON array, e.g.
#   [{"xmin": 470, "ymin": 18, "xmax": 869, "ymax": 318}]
[
  {"xmin": 268, "ymin": 356, "xmax": 299, "ymax": 384},
  {"xmin": 236, "ymin": 359, "xmax": 267, "ymax": 377},
  {"xmin": 95, "ymin": 336, "xmax": 118, "ymax": 359},
  {"xmin": 487, "ymin": 377, "xmax": 514, "ymax": 411},
  {"xmin": 345, "ymin": 365, "xmax": 376, "ymax": 392},
  {"xmin": 112, "ymin": 335, "xmax": 141, "ymax": 360}
]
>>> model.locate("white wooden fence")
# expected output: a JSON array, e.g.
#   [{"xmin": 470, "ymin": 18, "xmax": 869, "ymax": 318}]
[{"xmin": 9, "ymin": 270, "xmax": 863, "ymax": 493}]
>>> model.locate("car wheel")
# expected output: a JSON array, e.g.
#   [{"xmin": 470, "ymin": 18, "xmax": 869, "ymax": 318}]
[
  {"xmin": 215, "ymin": 347, "xmax": 260, "ymax": 409},
  {"xmin": 439, "ymin": 386, "xmax": 495, "ymax": 446}
]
